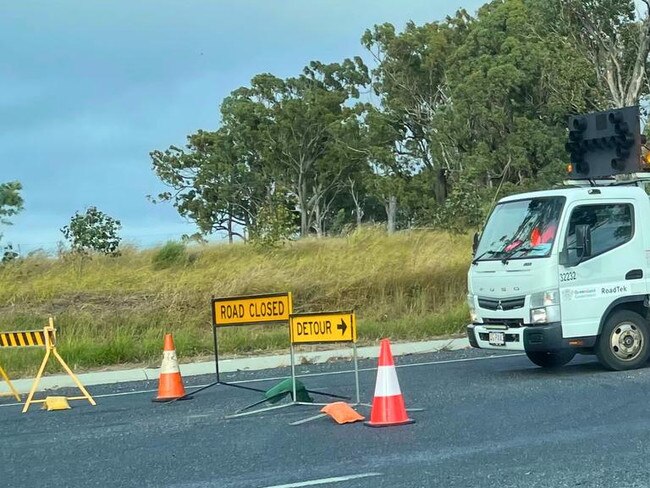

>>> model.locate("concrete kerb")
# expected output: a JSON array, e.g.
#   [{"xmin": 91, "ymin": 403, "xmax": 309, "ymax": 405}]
[{"xmin": 3, "ymin": 338, "xmax": 470, "ymax": 394}]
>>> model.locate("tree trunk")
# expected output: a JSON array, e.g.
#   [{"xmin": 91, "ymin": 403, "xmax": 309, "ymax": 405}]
[
  {"xmin": 314, "ymin": 203, "xmax": 323, "ymax": 238},
  {"xmin": 243, "ymin": 213, "xmax": 250, "ymax": 243},
  {"xmin": 299, "ymin": 175, "xmax": 308, "ymax": 237},
  {"xmin": 227, "ymin": 207, "xmax": 233, "ymax": 244},
  {"xmin": 386, "ymin": 195, "xmax": 397, "ymax": 234},
  {"xmin": 624, "ymin": 16, "xmax": 650, "ymax": 106},
  {"xmin": 433, "ymin": 168, "xmax": 448, "ymax": 204},
  {"xmin": 350, "ymin": 182, "xmax": 363, "ymax": 228}
]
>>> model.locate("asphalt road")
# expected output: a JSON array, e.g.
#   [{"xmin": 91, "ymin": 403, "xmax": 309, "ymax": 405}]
[{"xmin": 3, "ymin": 348, "xmax": 650, "ymax": 487}]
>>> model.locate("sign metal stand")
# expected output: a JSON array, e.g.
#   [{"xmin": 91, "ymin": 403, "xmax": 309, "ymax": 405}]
[
  {"xmin": 171, "ymin": 293, "xmax": 348, "ymax": 405},
  {"xmin": 171, "ymin": 292, "xmax": 294, "ymax": 401},
  {"xmin": 226, "ymin": 310, "xmax": 365, "ymax": 422}
]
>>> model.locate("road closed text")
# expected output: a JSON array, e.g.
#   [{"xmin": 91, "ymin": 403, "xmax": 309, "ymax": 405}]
[{"xmin": 213, "ymin": 293, "xmax": 292, "ymax": 326}]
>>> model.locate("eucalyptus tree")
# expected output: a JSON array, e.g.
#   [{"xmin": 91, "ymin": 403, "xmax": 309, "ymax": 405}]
[
  {"xmin": 555, "ymin": 0, "xmax": 650, "ymax": 108},
  {"xmin": 150, "ymin": 128, "xmax": 268, "ymax": 243},
  {"xmin": 223, "ymin": 58, "xmax": 371, "ymax": 237}
]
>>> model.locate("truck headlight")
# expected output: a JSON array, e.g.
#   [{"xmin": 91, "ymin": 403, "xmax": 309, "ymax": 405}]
[
  {"xmin": 530, "ymin": 289, "xmax": 559, "ymax": 308},
  {"xmin": 531, "ymin": 307, "xmax": 547, "ymax": 323},
  {"xmin": 467, "ymin": 293, "xmax": 480, "ymax": 323},
  {"xmin": 530, "ymin": 290, "xmax": 561, "ymax": 324}
]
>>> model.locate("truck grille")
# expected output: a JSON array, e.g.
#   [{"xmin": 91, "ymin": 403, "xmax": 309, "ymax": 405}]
[
  {"xmin": 482, "ymin": 318, "xmax": 524, "ymax": 328},
  {"xmin": 478, "ymin": 296, "xmax": 525, "ymax": 311}
]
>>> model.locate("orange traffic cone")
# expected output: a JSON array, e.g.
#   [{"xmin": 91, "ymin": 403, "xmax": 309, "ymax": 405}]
[
  {"xmin": 365, "ymin": 339, "xmax": 414, "ymax": 427},
  {"xmin": 153, "ymin": 334, "xmax": 190, "ymax": 402}
]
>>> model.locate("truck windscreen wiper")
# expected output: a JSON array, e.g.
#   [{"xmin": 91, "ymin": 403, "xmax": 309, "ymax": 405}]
[
  {"xmin": 471, "ymin": 250, "xmax": 499, "ymax": 265},
  {"xmin": 500, "ymin": 245, "xmax": 535, "ymax": 264}
]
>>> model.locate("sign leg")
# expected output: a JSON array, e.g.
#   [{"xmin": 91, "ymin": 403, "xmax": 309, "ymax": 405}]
[
  {"xmin": 290, "ymin": 343, "xmax": 297, "ymax": 404},
  {"xmin": 289, "ymin": 412, "xmax": 328, "ymax": 426},
  {"xmin": 353, "ymin": 343, "xmax": 360, "ymax": 405},
  {"xmin": 22, "ymin": 348, "xmax": 51, "ymax": 413},
  {"xmin": 52, "ymin": 348, "xmax": 96, "ymax": 406},
  {"xmin": 225, "ymin": 402, "xmax": 293, "ymax": 419},
  {"xmin": 212, "ymin": 324, "xmax": 220, "ymax": 384},
  {"xmin": 0, "ymin": 365, "xmax": 20, "ymax": 402}
]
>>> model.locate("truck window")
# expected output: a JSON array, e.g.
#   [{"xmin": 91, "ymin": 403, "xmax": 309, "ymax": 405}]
[
  {"xmin": 474, "ymin": 197, "xmax": 565, "ymax": 261},
  {"xmin": 565, "ymin": 203, "xmax": 633, "ymax": 259}
]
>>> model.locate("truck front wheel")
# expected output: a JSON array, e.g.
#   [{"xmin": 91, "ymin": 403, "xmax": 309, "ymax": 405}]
[
  {"xmin": 526, "ymin": 350, "xmax": 575, "ymax": 368},
  {"xmin": 596, "ymin": 310, "xmax": 650, "ymax": 371}
]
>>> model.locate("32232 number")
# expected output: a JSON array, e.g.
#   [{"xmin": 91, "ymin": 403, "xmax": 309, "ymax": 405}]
[{"xmin": 560, "ymin": 271, "xmax": 576, "ymax": 282}]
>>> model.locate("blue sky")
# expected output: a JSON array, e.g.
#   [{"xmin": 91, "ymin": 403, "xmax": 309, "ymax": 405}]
[{"xmin": 1, "ymin": 0, "xmax": 484, "ymax": 254}]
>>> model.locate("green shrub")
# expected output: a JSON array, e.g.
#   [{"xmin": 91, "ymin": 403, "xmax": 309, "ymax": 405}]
[{"xmin": 151, "ymin": 241, "xmax": 187, "ymax": 269}]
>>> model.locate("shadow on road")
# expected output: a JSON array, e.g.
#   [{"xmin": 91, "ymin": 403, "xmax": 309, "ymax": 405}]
[{"xmin": 500, "ymin": 356, "xmax": 614, "ymax": 378}]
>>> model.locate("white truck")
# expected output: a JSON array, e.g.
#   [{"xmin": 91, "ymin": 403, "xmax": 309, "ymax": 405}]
[{"xmin": 466, "ymin": 175, "xmax": 650, "ymax": 370}]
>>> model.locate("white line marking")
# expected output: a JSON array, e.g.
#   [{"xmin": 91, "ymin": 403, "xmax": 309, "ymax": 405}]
[
  {"xmin": 261, "ymin": 472, "xmax": 381, "ymax": 488},
  {"xmin": 0, "ymin": 353, "xmax": 525, "ymax": 407},
  {"xmin": 0, "ymin": 388, "xmax": 158, "ymax": 408},
  {"xmin": 398, "ymin": 353, "xmax": 525, "ymax": 369},
  {"xmin": 230, "ymin": 353, "xmax": 525, "ymax": 383},
  {"xmin": 290, "ymin": 353, "xmax": 526, "ymax": 380},
  {"xmin": 95, "ymin": 389, "xmax": 157, "ymax": 398}
]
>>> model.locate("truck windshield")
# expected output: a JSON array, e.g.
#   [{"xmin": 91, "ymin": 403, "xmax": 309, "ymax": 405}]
[{"xmin": 474, "ymin": 196, "xmax": 565, "ymax": 262}]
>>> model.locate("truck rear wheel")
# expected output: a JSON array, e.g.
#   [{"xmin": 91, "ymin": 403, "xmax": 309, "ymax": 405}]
[
  {"xmin": 596, "ymin": 310, "xmax": 650, "ymax": 371},
  {"xmin": 526, "ymin": 350, "xmax": 575, "ymax": 368}
]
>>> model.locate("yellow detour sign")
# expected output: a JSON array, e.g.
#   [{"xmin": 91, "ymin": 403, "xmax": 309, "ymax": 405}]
[
  {"xmin": 212, "ymin": 292, "xmax": 292, "ymax": 327},
  {"xmin": 0, "ymin": 330, "xmax": 46, "ymax": 348},
  {"xmin": 290, "ymin": 311, "xmax": 356, "ymax": 344}
]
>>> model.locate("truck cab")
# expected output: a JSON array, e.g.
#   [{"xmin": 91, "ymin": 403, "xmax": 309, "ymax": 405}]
[{"xmin": 467, "ymin": 178, "xmax": 650, "ymax": 370}]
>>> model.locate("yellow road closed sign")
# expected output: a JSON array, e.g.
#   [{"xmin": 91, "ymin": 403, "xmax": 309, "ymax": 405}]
[
  {"xmin": 290, "ymin": 311, "xmax": 356, "ymax": 344},
  {"xmin": 212, "ymin": 292, "xmax": 292, "ymax": 326}
]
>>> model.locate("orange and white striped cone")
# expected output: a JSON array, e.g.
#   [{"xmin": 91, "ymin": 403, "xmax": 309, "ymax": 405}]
[
  {"xmin": 365, "ymin": 338, "xmax": 414, "ymax": 427},
  {"xmin": 153, "ymin": 334, "xmax": 191, "ymax": 402}
]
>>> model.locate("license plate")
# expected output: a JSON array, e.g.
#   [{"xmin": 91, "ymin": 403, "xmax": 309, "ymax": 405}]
[{"xmin": 489, "ymin": 331, "xmax": 505, "ymax": 346}]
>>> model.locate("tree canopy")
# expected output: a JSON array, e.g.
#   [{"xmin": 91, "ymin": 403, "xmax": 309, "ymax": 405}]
[
  {"xmin": 0, "ymin": 181, "xmax": 23, "ymax": 261},
  {"xmin": 151, "ymin": 0, "xmax": 650, "ymax": 243},
  {"xmin": 61, "ymin": 207, "xmax": 122, "ymax": 256},
  {"xmin": 0, "ymin": 181, "xmax": 23, "ymax": 227}
]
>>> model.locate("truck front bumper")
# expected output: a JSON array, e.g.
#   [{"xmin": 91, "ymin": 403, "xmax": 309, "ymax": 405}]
[{"xmin": 467, "ymin": 322, "xmax": 572, "ymax": 352}]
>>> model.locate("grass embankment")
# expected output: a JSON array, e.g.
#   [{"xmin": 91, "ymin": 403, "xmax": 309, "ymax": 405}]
[{"xmin": 0, "ymin": 229, "xmax": 471, "ymax": 377}]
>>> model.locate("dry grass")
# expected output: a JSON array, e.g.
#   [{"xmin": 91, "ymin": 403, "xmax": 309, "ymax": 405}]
[{"xmin": 0, "ymin": 228, "xmax": 471, "ymax": 377}]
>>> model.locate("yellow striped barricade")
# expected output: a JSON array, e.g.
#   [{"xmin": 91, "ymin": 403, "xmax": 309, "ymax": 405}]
[
  {"xmin": 0, "ymin": 330, "xmax": 50, "ymax": 401},
  {"xmin": 0, "ymin": 318, "xmax": 96, "ymax": 413},
  {"xmin": 0, "ymin": 329, "xmax": 47, "ymax": 348},
  {"xmin": 0, "ymin": 330, "xmax": 47, "ymax": 402}
]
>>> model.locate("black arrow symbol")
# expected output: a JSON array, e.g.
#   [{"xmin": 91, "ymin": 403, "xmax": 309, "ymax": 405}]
[{"xmin": 337, "ymin": 319, "xmax": 347, "ymax": 336}]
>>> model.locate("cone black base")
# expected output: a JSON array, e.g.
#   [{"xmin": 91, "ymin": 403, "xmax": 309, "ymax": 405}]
[
  {"xmin": 152, "ymin": 395, "xmax": 193, "ymax": 403},
  {"xmin": 365, "ymin": 418, "xmax": 415, "ymax": 428}
]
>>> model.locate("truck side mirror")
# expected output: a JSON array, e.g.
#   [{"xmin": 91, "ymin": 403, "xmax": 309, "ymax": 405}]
[
  {"xmin": 560, "ymin": 224, "xmax": 592, "ymax": 267},
  {"xmin": 575, "ymin": 224, "xmax": 592, "ymax": 258},
  {"xmin": 472, "ymin": 232, "xmax": 480, "ymax": 256},
  {"xmin": 558, "ymin": 249, "xmax": 571, "ymax": 266}
]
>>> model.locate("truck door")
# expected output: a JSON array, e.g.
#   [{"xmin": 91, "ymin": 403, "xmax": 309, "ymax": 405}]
[{"xmin": 558, "ymin": 201, "xmax": 646, "ymax": 338}]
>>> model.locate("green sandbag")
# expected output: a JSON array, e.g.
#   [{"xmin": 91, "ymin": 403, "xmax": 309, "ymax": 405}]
[{"xmin": 264, "ymin": 378, "xmax": 313, "ymax": 404}]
